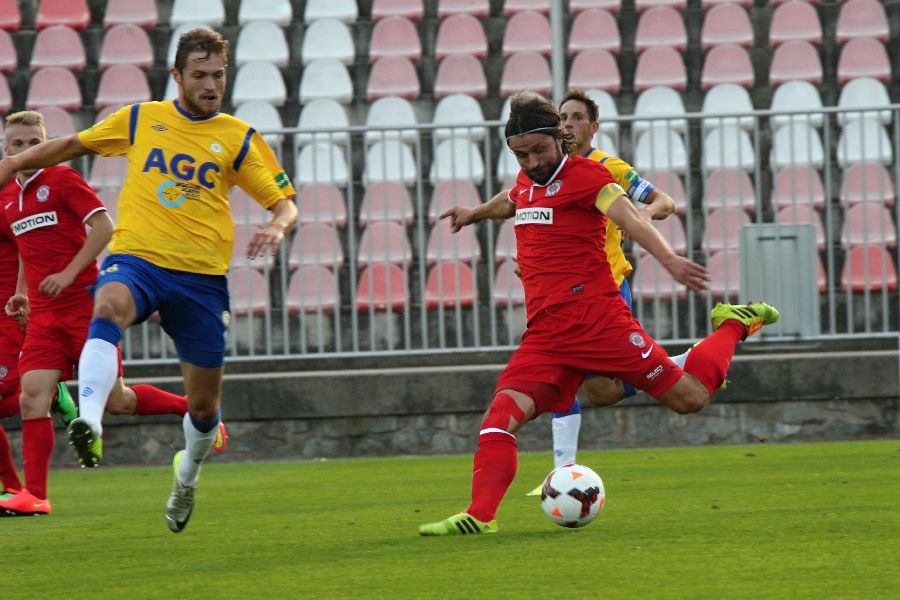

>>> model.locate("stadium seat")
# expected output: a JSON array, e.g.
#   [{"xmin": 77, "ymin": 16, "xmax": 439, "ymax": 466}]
[
  {"xmin": 840, "ymin": 244, "xmax": 898, "ymax": 292},
  {"xmin": 301, "ymin": 18, "xmax": 354, "ymax": 65},
  {"xmin": 367, "ymin": 56, "xmax": 420, "ymax": 102},
  {"xmin": 296, "ymin": 98, "xmax": 350, "ymax": 146},
  {"xmin": 426, "ymin": 222, "xmax": 481, "ymax": 265},
  {"xmin": 492, "ymin": 260, "xmax": 525, "ymax": 307},
  {"xmin": 701, "ymin": 44, "xmax": 753, "ymax": 90},
  {"xmin": 702, "ymin": 208, "xmax": 751, "ymax": 253},
  {"xmin": 632, "ymin": 86, "xmax": 687, "ymax": 135},
  {"xmin": 569, "ymin": 9, "xmax": 619, "ymax": 56},
  {"xmin": 635, "ymin": 6, "xmax": 686, "ymax": 54},
  {"xmin": 231, "ymin": 61, "xmax": 286, "ymax": 107},
  {"xmin": 231, "ymin": 224, "xmax": 275, "ymax": 271},
  {"xmin": 169, "ymin": 0, "xmax": 224, "ymax": 28},
  {"xmin": 642, "ymin": 170, "xmax": 688, "ymax": 216},
  {"xmin": 99, "ymin": 24, "xmax": 153, "ymax": 70},
  {"xmin": 500, "ymin": 51, "xmax": 551, "ymax": 98},
  {"xmin": 167, "ymin": 22, "xmax": 212, "ymax": 68},
  {"xmin": 359, "ymin": 181, "xmax": 414, "ymax": 227},
  {"xmin": 593, "ymin": 131, "xmax": 619, "ymax": 157},
  {"xmin": 36, "ymin": 0, "xmax": 89, "ymax": 30},
  {"xmin": 701, "ymin": 2, "xmax": 753, "ymax": 49},
  {"xmin": 633, "ymin": 46, "xmax": 686, "ymax": 93},
  {"xmin": 774, "ymin": 204, "xmax": 826, "ymax": 251},
  {"xmin": 299, "ymin": 59, "xmax": 354, "ymax": 104},
  {"xmin": 835, "ymin": 0, "xmax": 888, "ymax": 45},
  {"xmin": 0, "ymin": 75, "xmax": 12, "ymax": 113},
  {"xmin": 836, "ymin": 77, "xmax": 892, "ymax": 126},
  {"xmin": 631, "ymin": 255, "xmax": 687, "ymax": 300},
  {"xmin": 704, "ymin": 168, "xmax": 757, "ymax": 213},
  {"xmin": 425, "ymin": 260, "xmax": 477, "ymax": 309},
  {"xmin": 372, "ymin": 0, "xmax": 424, "ymax": 21},
  {"xmin": 437, "ymin": 0, "xmax": 489, "ymax": 19},
  {"xmin": 769, "ymin": 40, "xmax": 822, "ymax": 86},
  {"xmin": 430, "ymin": 139, "xmax": 485, "ymax": 184},
  {"xmin": 634, "ymin": 0, "xmax": 686, "ymax": 12},
  {"xmin": 435, "ymin": 13, "xmax": 486, "ymax": 60},
  {"xmin": 0, "ymin": 0, "xmax": 20, "ymax": 31},
  {"xmin": 364, "ymin": 96, "xmax": 417, "ymax": 145},
  {"xmin": 502, "ymin": 10, "xmax": 551, "ymax": 58},
  {"xmin": 30, "ymin": 25, "xmax": 86, "ymax": 71},
  {"xmin": 39, "ymin": 105, "xmax": 76, "ymax": 138},
  {"xmin": 493, "ymin": 219, "xmax": 517, "ymax": 263},
  {"xmin": 841, "ymin": 203, "xmax": 896, "ymax": 249},
  {"xmin": 836, "ymin": 119, "xmax": 892, "ymax": 168},
  {"xmin": 288, "ymin": 223, "xmax": 345, "ymax": 270},
  {"xmin": 238, "ymin": 0, "xmax": 292, "ymax": 25},
  {"xmin": 840, "ymin": 163, "xmax": 895, "ymax": 208},
  {"xmin": 496, "ymin": 148, "xmax": 520, "ymax": 183},
  {"xmin": 235, "ymin": 20, "xmax": 289, "ymax": 68},
  {"xmin": 433, "ymin": 54, "xmax": 487, "ymax": 99},
  {"xmin": 357, "ymin": 221, "xmax": 413, "ymax": 268},
  {"xmin": 94, "ymin": 64, "xmax": 151, "ymax": 110},
  {"xmin": 229, "ymin": 187, "xmax": 271, "ymax": 227},
  {"xmin": 771, "ymin": 166, "xmax": 826, "ymax": 211},
  {"xmin": 570, "ymin": 0, "xmax": 621, "ymax": 12},
  {"xmin": 0, "ymin": 29, "xmax": 15, "ymax": 73},
  {"xmin": 702, "ymin": 125, "xmax": 756, "ymax": 172},
  {"xmin": 296, "ymin": 184, "xmax": 348, "ymax": 228},
  {"xmin": 104, "ymin": 0, "xmax": 156, "ymax": 28},
  {"xmin": 770, "ymin": 123, "xmax": 824, "ymax": 170},
  {"xmin": 636, "ymin": 216, "xmax": 688, "ymax": 256},
  {"xmin": 701, "ymin": 83, "xmax": 754, "ymax": 131},
  {"xmin": 633, "ymin": 127, "xmax": 688, "ymax": 175},
  {"xmin": 769, "ymin": 0, "xmax": 822, "ymax": 47},
  {"xmin": 305, "ymin": 0, "xmax": 357, "ymax": 22},
  {"xmin": 95, "ymin": 104, "xmax": 120, "ymax": 125},
  {"xmin": 26, "ymin": 67, "xmax": 81, "ymax": 112},
  {"xmin": 285, "ymin": 265, "xmax": 340, "ymax": 314},
  {"xmin": 568, "ymin": 49, "xmax": 620, "ymax": 94},
  {"xmin": 428, "ymin": 179, "xmax": 481, "ymax": 225},
  {"xmin": 707, "ymin": 249, "xmax": 741, "ymax": 299},
  {"xmin": 770, "ymin": 80, "xmax": 824, "ymax": 131},
  {"xmin": 364, "ymin": 140, "xmax": 418, "ymax": 186},
  {"xmin": 88, "ymin": 156, "xmax": 127, "ymax": 190},
  {"xmin": 504, "ymin": 0, "xmax": 550, "ymax": 14},
  {"xmin": 356, "ymin": 263, "xmax": 409, "ymax": 312},
  {"xmin": 295, "ymin": 143, "xmax": 350, "ymax": 188},
  {"xmin": 228, "ymin": 267, "xmax": 269, "ymax": 316},
  {"xmin": 234, "ymin": 100, "xmax": 284, "ymax": 147},
  {"xmin": 369, "ymin": 16, "xmax": 422, "ymax": 63},
  {"xmin": 837, "ymin": 37, "xmax": 890, "ymax": 84},
  {"xmin": 433, "ymin": 93, "xmax": 485, "ymax": 142},
  {"xmin": 587, "ymin": 88, "xmax": 620, "ymax": 135}
]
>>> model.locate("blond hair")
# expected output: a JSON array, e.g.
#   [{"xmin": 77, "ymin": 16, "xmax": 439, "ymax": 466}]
[{"xmin": 6, "ymin": 110, "xmax": 45, "ymax": 131}]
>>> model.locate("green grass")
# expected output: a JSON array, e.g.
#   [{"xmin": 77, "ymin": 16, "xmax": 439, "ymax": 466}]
[{"xmin": 5, "ymin": 440, "xmax": 900, "ymax": 599}]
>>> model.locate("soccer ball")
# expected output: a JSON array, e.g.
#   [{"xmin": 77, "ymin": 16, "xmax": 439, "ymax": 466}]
[{"xmin": 540, "ymin": 464, "xmax": 606, "ymax": 528}]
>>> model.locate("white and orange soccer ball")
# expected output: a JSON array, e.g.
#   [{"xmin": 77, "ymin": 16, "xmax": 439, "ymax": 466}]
[{"xmin": 540, "ymin": 464, "xmax": 606, "ymax": 528}]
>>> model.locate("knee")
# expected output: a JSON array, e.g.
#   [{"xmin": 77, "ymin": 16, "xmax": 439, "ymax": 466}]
[
  {"xmin": 670, "ymin": 393, "xmax": 709, "ymax": 414},
  {"xmin": 18, "ymin": 389, "xmax": 47, "ymax": 418},
  {"xmin": 481, "ymin": 390, "xmax": 532, "ymax": 433},
  {"xmin": 189, "ymin": 403, "xmax": 218, "ymax": 422},
  {"xmin": 104, "ymin": 384, "xmax": 134, "ymax": 415},
  {"xmin": 93, "ymin": 300, "xmax": 120, "ymax": 323}
]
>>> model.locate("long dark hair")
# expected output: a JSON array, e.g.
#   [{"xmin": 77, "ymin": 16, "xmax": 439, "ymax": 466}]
[{"xmin": 504, "ymin": 92, "xmax": 575, "ymax": 155}]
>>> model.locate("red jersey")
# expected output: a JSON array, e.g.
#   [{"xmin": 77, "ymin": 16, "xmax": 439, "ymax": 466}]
[
  {"xmin": 0, "ymin": 166, "xmax": 106, "ymax": 311},
  {"xmin": 509, "ymin": 155, "xmax": 628, "ymax": 318}
]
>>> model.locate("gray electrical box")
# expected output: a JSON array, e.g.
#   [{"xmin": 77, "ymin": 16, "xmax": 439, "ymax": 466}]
[{"xmin": 739, "ymin": 223, "xmax": 820, "ymax": 338}]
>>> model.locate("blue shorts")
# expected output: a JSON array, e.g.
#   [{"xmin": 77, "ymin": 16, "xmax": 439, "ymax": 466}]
[{"xmin": 97, "ymin": 254, "xmax": 230, "ymax": 367}]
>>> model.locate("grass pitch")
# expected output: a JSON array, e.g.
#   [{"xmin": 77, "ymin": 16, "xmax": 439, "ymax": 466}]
[{"xmin": 4, "ymin": 440, "xmax": 900, "ymax": 599}]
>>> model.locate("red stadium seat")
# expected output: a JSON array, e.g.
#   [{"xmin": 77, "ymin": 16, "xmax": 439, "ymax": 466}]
[
  {"xmin": 840, "ymin": 244, "xmax": 897, "ymax": 292},
  {"xmin": 0, "ymin": 73, "xmax": 11, "ymax": 114},
  {"xmin": 504, "ymin": 0, "xmax": 550, "ymax": 15},
  {"xmin": 231, "ymin": 224, "xmax": 275, "ymax": 271},
  {"xmin": 30, "ymin": 25, "xmax": 86, "ymax": 71},
  {"xmin": 769, "ymin": 0, "xmax": 822, "ymax": 47},
  {"xmin": 27, "ymin": 67, "xmax": 81, "ymax": 112},
  {"xmin": 366, "ymin": 56, "xmax": 420, "ymax": 101},
  {"xmin": 704, "ymin": 168, "xmax": 756, "ymax": 213},
  {"xmin": 771, "ymin": 166, "xmax": 826, "ymax": 211},
  {"xmin": 428, "ymin": 179, "xmax": 481, "ymax": 225},
  {"xmin": 702, "ymin": 0, "xmax": 752, "ymax": 7},
  {"xmin": 425, "ymin": 222, "xmax": 481, "ymax": 265},
  {"xmin": 359, "ymin": 181, "xmax": 414, "ymax": 228},
  {"xmin": 228, "ymin": 267, "xmax": 269, "ymax": 316},
  {"xmin": 229, "ymin": 187, "xmax": 271, "ymax": 227},
  {"xmin": 840, "ymin": 163, "xmax": 895, "ymax": 208},
  {"xmin": 296, "ymin": 184, "xmax": 348, "ymax": 228},
  {"xmin": 371, "ymin": 0, "xmax": 424, "ymax": 21},
  {"xmin": 285, "ymin": 266, "xmax": 340, "ymax": 314},
  {"xmin": 433, "ymin": 54, "xmax": 487, "ymax": 99},
  {"xmin": 701, "ymin": 2, "xmax": 753, "ymax": 50},
  {"xmin": 774, "ymin": 204, "xmax": 826, "ymax": 251},
  {"xmin": 707, "ymin": 249, "xmax": 741, "ymax": 299},
  {"xmin": 836, "ymin": 0, "xmax": 888, "ymax": 45},
  {"xmin": 642, "ymin": 170, "xmax": 688, "ymax": 216},
  {"xmin": 0, "ymin": 0, "xmax": 21, "ymax": 31},
  {"xmin": 569, "ymin": 49, "xmax": 620, "ymax": 94},
  {"xmin": 494, "ymin": 219, "xmax": 517, "ymax": 263},
  {"xmin": 95, "ymin": 64, "xmax": 151, "ymax": 110},
  {"xmin": 635, "ymin": 0, "xmax": 686, "ymax": 12},
  {"xmin": 288, "ymin": 223, "xmax": 345, "ymax": 270},
  {"xmin": 99, "ymin": 24, "xmax": 154, "ymax": 70},
  {"xmin": 569, "ymin": 9, "xmax": 619, "ymax": 56},
  {"xmin": 769, "ymin": 40, "xmax": 822, "ymax": 86},
  {"xmin": 369, "ymin": 16, "xmax": 422, "ymax": 63},
  {"xmin": 36, "ymin": 0, "xmax": 90, "ymax": 31},
  {"xmin": 701, "ymin": 44, "xmax": 753, "ymax": 90},
  {"xmin": 358, "ymin": 221, "xmax": 413, "ymax": 268},
  {"xmin": 635, "ymin": 6, "xmax": 686, "ymax": 54},
  {"xmin": 104, "ymin": 0, "xmax": 158, "ymax": 29},
  {"xmin": 437, "ymin": 0, "xmax": 489, "ymax": 19},
  {"xmin": 636, "ymin": 216, "xmax": 688, "ymax": 257},
  {"xmin": 88, "ymin": 156, "xmax": 127, "ymax": 190},
  {"xmin": 702, "ymin": 207, "xmax": 751, "ymax": 253},
  {"xmin": 424, "ymin": 261, "xmax": 477, "ymax": 309},
  {"xmin": 571, "ymin": 0, "xmax": 621, "ymax": 13},
  {"xmin": 0, "ymin": 29, "xmax": 15, "ymax": 73},
  {"xmin": 631, "ymin": 256, "xmax": 687, "ymax": 300},
  {"xmin": 633, "ymin": 47, "xmax": 686, "ymax": 93},
  {"xmin": 502, "ymin": 10, "xmax": 551, "ymax": 58},
  {"xmin": 492, "ymin": 260, "xmax": 525, "ymax": 307},
  {"xmin": 39, "ymin": 105, "xmax": 76, "ymax": 138},
  {"xmin": 356, "ymin": 263, "xmax": 409, "ymax": 312},
  {"xmin": 841, "ymin": 203, "xmax": 897, "ymax": 249},
  {"xmin": 837, "ymin": 37, "xmax": 890, "ymax": 84},
  {"xmin": 500, "ymin": 51, "xmax": 551, "ymax": 98},
  {"xmin": 435, "ymin": 13, "xmax": 487, "ymax": 60}
]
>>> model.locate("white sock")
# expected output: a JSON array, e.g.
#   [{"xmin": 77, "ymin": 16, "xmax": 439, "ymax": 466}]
[
  {"xmin": 552, "ymin": 412, "xmax": 581, "ymax": 468},
  {"xmin": 77, "ymin": 338, "xmax": 119, "ymax": 434},
  {"xmin": 177, "ymin": 412, "xmax": 218, "ymax": 487},
  {"xmin": 671, "ymin": 351, "xmax": 689, "ymax": 368}
]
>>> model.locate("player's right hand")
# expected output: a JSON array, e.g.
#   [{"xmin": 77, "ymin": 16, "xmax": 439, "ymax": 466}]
[
  {"xmin": 4, "ymin": 293, "xmax": 29, "ymax": 320},
  {"xmin": 440, "ymin": 206, "xmax": 476, "ymax": 233},
  {"xmin": 662, "ymin": 256, "xmax": 709, "ymax": 293}
]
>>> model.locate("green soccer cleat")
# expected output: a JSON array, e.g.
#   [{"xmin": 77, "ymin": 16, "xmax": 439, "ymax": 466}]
[
  {"xmin": 418, "ymin": 512, "xmax": 498, "ymax": 536},
  {"xmin": 165, "ymin": 450, "xmax": 196, "ymax": 534},
  {"xmin": 67, "ymin": 418, "xmax": 102, "ymax": 468},
  {"xmin": 51, "ymin": 383, "xmax": 78, "ymax": 427},
  {"xmin": 710, "ymin": 302, "xmax": 779, "ymax": 339},
  {"xmin": 526, "ymin": 483, "xmax": 543, "ymax": 497}
]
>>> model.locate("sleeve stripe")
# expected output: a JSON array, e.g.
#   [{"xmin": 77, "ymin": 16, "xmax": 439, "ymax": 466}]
[
  {"xmin": 233, "ymin": 127, "xmax": 255, "ymax": 171},
  {"xmin": 128, "ymin": 103, "xmax": 140, "ymax": 146},
  {"xmin": 594, "ymin": 182, "xmax": 626, "ymax": 214}
]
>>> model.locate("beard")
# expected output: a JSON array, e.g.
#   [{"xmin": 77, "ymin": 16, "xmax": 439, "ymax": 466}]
[
  {"xmin": 180, "ymin": 92, "xmax": 221, "ymax": 117},
  {"xmin": 523, "ymin": 146, "xmax": 564, "ymax": 185}
]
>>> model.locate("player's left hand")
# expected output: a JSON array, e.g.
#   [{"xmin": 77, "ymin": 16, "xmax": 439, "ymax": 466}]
[
  {"xmin": 246, "ymin": 224, "xmax": 285, "ymax": 259},
  {"xmin": 5, "ymin": 292, "xmax": 28, "ymax": 320},
  {"xmin": 38, "ymin": 272, "xmax": 74, "ymax": 297}
]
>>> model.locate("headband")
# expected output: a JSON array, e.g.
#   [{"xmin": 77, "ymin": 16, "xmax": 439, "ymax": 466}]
[{"xmin": 505, "ymin": 126, "xmax": 559, "ymax": 142}]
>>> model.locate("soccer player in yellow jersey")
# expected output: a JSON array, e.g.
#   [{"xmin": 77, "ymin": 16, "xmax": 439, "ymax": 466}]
[{"xmin": 0, "ymin": 29, "xmax": 297, "ymax": 532}]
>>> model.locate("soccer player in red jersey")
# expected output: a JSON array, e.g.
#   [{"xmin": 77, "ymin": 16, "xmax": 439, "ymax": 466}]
[
  {"xmin": 0, "ymin": 212, "xmax": 25, "ymax": 499},
  {"xmin": 420, "ymin": 92, "xmax": 779, "ymax": 535}
]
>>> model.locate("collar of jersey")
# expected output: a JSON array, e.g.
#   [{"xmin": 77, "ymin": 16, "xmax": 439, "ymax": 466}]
[
  {"xmin": 530, "ymin": 155, "xmax": 568, "ymax": 189},
  {"xmin": 173, "ymin": 99, "xmax": 219, "ymax": 121},
  {"xmin": 581, "ymin": 147, "xmax": 597, "ymax": 158}
]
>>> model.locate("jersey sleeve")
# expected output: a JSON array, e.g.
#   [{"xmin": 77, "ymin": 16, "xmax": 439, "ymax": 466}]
[
  {"xmin": 59, "ymin": 167, "xmax": 106, "ymax": 222},
  {"xmin": 77, "ymin": 104, "xmax": 133, "ymax": 157},
  {"xmin": 589, "ymin": 163, "xmax": 627, "ymax": 214},
  {"xmin": 600, "ymin": 155, "xmax": 656, "ymax": 204},
  {"xmin": 231, "ymin": 129, "xmax": 295, "ymax": 209}
]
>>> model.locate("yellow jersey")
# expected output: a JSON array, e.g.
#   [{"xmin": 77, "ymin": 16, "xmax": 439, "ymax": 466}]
[
  {"xmin": 582, "ymin": 148, "xmax": 656, "ymax": 284},
  {"xmin": 78, "ymin": 100, "xmax": 295, "ymax": 275}
]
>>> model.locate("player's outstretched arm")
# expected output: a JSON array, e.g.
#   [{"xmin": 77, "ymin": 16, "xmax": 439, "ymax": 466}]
[
  {"xmin": 246, "ymin": 197, "xmax": 297, "ymax": 259},
  {"xmin": 0, "ymin": 135, "xmax": 92, "ymax": 188},
  {"xmin": 441, "ymin": 190, "xmax": 516, "ymax": 233}
]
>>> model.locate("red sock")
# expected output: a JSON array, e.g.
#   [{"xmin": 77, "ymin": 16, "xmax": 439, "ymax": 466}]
[
  {"xmin": 683, "ymin": 321, "xmax": 745, "ymax": 395},
  {"xmin": 0, "ymin": 425, "xmax": 22, "ymax": 492},
  {"xmin": 132, "ymin": 384, "xmax": 188, "ymax": 416},
  {"xmin": 0, "ymin": 386, "xmax": 21, "ymax": 419},
  {"xmin": 22, "ymin": 417, "xmax": 53, "ymax": 501},
  {"xmin": 466, "ymin": 431, "xmax": 518, "ymax": 522}
]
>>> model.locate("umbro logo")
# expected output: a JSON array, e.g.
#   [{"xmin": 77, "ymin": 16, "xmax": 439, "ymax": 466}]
[{"xmin": 151, "ymin": 124, "xmax": 168, "ymax": 132}]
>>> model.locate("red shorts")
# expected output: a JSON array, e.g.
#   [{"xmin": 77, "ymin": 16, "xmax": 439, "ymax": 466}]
[
  {"xmin": 0, "ymin": 318, "xmax": 24, "ymax": 401},
  {"xmin": 495, "ymin": 296, "xmax": 682, "ymax": 416}
]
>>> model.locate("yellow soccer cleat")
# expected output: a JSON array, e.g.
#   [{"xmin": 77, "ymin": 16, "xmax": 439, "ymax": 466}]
[{"xmin": 418, "ymin": 512, "xmax": 498, "ymax": 536}]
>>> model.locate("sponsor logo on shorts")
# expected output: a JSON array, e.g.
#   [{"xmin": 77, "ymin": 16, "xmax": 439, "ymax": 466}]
[
  {"xmin": 545, "ymin": 180, "xmax": 563, "ymax": 197},
  {"xmin": 221, "ymin": 310, "xmax": 231, "ymax": 328},
  {"xmin": 36, "ymin": 185, "xmax": 50, "ymax": 202},
  {"xmin": 515, "ymin": 207, "xmax": 553, "ymax": 225},
  {"xmin": 11, "ymin": 211, "xmax": 57, "ymax": 235},
  {"xmin": 629, "ymin": 332, "xmax": 646, "ymax": 348},
  {"xmin": 646, "ymin": 364, "xmax": 664, "ymax": 380}
]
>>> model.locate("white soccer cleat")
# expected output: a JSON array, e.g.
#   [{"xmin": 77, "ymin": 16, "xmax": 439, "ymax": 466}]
[{"xmin": 165, "ymin": 450, "xmax": 196, "ymax": 533}]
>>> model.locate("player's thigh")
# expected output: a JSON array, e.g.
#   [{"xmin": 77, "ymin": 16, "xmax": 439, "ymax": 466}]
[
  {"xmin": 581, "ymin": 376, "xmax": 625, "ymax": 407},
  {"xmin": 179, "ymin": 362, "xmax": 224, "ymax": 418}
]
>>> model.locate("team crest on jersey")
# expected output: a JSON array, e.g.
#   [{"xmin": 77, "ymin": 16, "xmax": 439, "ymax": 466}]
[
  {"xmin": 210, "ymin": 142, "xmax": 222, "ymax": 153},
  {"xmin": 0, "ymin": 365, "xmax": 7, "ymax": 379},
  {"xmin": 545, "ymin": 180, "xmax": 563, "ymax": 197},
  {"xmin": 629, "ymin": 332, "xmax": 646, "ymax": 348},
  {"xmin": 36, "ymin": 185, "xmax": 50, "ymax": 202}
]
